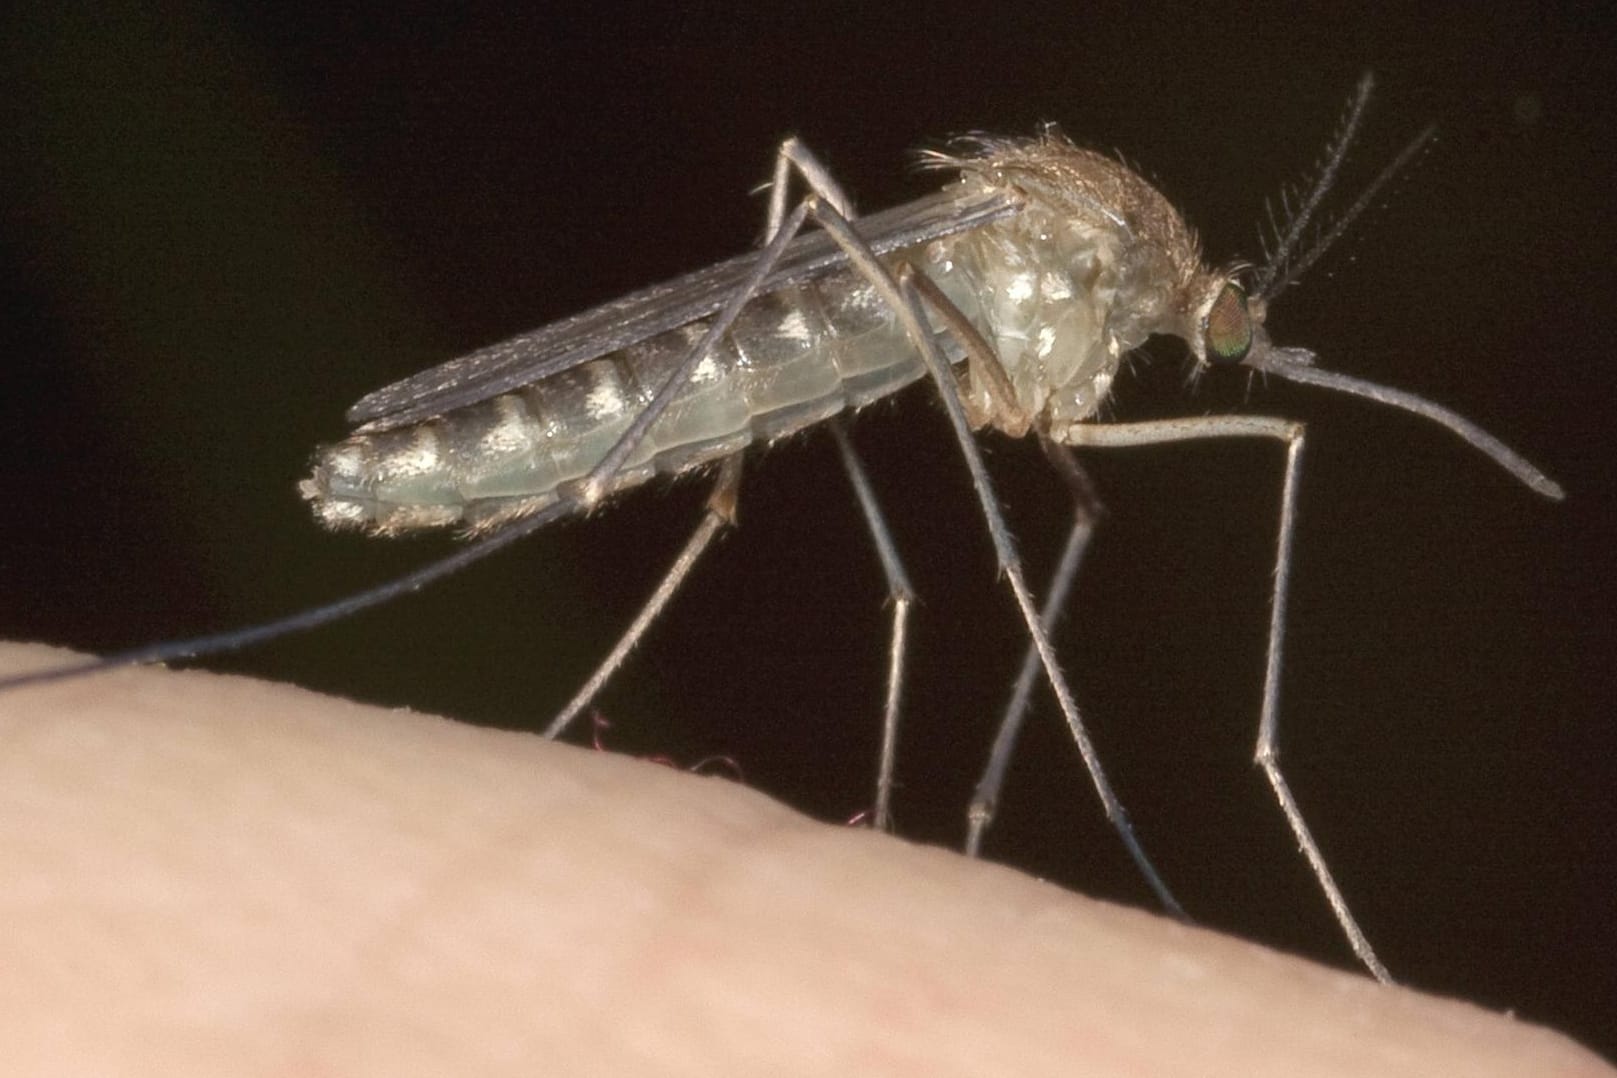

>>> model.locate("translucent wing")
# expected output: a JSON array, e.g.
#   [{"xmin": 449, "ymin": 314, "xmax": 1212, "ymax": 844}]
[{"xmin": 347, "ymin": 187, "xmax": 1019, "ymax": 432}]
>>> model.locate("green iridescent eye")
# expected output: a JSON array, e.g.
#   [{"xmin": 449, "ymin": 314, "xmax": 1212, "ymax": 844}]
[{"xmin": 1203, "ymin": 281, "xmax": 1253, "ymax": 365}]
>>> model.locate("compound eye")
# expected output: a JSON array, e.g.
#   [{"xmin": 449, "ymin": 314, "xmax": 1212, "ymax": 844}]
[{"xmin": 1203, "ymin": 281, "xmax": 1253, "ymax": 365}]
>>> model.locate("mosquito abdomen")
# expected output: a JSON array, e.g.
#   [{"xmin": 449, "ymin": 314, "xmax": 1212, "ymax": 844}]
[{"xmin": 301, "ymin": 265, "xmax": 937, "ymax": 534}]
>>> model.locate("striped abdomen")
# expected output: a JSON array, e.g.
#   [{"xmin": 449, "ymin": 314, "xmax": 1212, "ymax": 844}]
[{"xmin": 301, "ymin": 260, "xmax": 934, "ymax": 535}]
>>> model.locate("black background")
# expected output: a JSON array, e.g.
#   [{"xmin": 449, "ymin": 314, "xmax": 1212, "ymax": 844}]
[{"xmin": 3, "ymin": 1, "xmax": 1612, "ymax": 1057}]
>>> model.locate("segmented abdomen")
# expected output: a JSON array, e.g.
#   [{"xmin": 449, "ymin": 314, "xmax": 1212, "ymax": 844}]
[{"xmin": 302, "ymin": 260, "xmax": 933, "ymax": 534}]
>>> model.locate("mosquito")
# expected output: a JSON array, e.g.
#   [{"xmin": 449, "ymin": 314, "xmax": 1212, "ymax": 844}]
[{"xmin": 3, "ymin": 74, "xmax": 1562, "ymax": 983}]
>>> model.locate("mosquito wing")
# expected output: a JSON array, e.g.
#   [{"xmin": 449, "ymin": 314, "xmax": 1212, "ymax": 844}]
[{"xmin": 345, "ymin": 187, "xmax": 1019, "ymax": 433}]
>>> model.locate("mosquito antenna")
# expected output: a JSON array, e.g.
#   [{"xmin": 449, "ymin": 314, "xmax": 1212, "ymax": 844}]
[
  {"xmin": 1246, "ymin": 347, "xmax": 1565, "ymax": 500},
  {"xmin": 1253, "ymin": 71, "xmax": 1377, "ymax": 298},
  {"xmin": 0, "ymin": 501, "xmax": 572, "ymax": 692},
  {"xmin": 1259, "ymin": 121, "xmax": 1436, "ymax": 303}
]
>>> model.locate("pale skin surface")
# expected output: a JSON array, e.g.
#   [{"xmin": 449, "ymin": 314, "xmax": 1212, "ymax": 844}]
[{"xmin": 0, "ymin": 643, "xmax": 1608, "ymax": 1077}]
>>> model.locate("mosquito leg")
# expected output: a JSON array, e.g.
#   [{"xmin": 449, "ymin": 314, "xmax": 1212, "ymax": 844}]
[
  {"xmin": 1060, "ymin": 414, "xmax": 1392, "ymax": 983},
  {"xmin": 905, "ymin": 271, "xmax": 1019, "ymax": 426},
  {"xmin": 773, "ymin": 143, "xmax": 907, "ymax": 826},
  {"xmin": 0, "ymin": 495, "xmax": 585, "ymax": 691},
  {"xmin": 770, "ymin": 141, "xmax": 919, "ymax": 831},
  {"xmin": 766, "ymin": 137, "xmax": 856, "ymax": 242},
  {"xmin": 827, "ymin": 418, "xmax": 916, "ymax": 832},
  {"xmin": 965, "ymin": 440, "xmax": 1104, "ymax": 857},
  {"xmin": 800, "ymin": 198, "xmax": 1185, "ymax": 919},
  {"xmin": 543, "ymin": 455, "xmax": 742, "ymax": 740}
]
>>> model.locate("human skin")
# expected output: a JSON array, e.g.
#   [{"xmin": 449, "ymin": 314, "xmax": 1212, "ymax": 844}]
[{"xmin": 0, "ymin": 643, "xmax": 1608, "ymax": 1076}]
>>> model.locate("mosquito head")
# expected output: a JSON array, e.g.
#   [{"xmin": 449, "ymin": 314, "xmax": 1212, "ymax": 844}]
[
  {"xmin": 1187, "ymin": 74, "xmax": 1389, "ymax": 372},
  {"xmin": 1182, "ymin": 76, "xmax": 1561, "ymax": 501}
]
